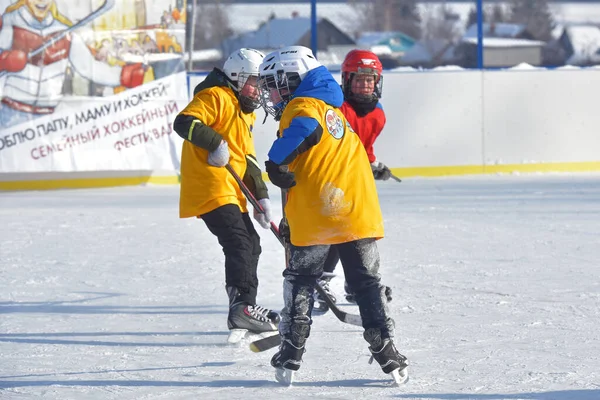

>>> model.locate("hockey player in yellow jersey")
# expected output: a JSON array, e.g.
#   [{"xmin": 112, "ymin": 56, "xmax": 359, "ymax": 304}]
[
  {"xmin": 257, "ymin": 46, "xmax": 408, "ymax": 385},
  {"xmin": 172, "ymin": 48, "xmax": 279, "ymax": 343}
]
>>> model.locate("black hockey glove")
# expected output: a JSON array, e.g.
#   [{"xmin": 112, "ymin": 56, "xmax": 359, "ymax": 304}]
[
  {"xmin": 371, "ymin": 161, "xmax": 392, "ymax": 181},
  {"xmin": 278, "ymin": 217, "xmax": 290, "ymax": 244},
  {"xmin": 265, "ymin": 160, "xmax": 296, "ymax": 189}
]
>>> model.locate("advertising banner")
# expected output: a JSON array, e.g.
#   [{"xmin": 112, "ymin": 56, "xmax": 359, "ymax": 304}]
[{"xmin": 0, "ymin": 0, "xmax": 188, "ymax": 173}]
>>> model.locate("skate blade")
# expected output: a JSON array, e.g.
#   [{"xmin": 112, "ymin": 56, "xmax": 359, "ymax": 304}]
[
  {"xmin": 320, "ymin": 271, "xmax": 337, "ymax": 279},
  {"xmin": 390, "ymin": 366, "xmax": 409, "ymax": 386},
  {"xmin": 312, "ymin": 304, "xmax": 329, "ymax": 314},
  {"xmin": 227, "ymin": 329, "xmax": 248, "ymax": 344},
  {"xmin": 275, "ymin": 367, "xmax": 295, "ymax": 386}
]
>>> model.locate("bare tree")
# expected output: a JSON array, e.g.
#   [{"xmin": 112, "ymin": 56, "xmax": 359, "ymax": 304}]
[
  {"xmin": 192, "ymin": 0, "xmax": 233, "ymax": 50},
  {"xmin": 465, "ymin": 6, "xmax": 479, "ymax": 31},
  {"xmin": 421, "ymin": 4, "xmax": 461, "ymax": 42},
  {"xmin": 466, "ymin": 4, "xmax": 512, "ymax": 32},
  {"xmin": 508, "ymin": 0, "xmax": 555, "ymax": 41},
  {"xmin": 348, "ymin": 0, "xmax": 421, "ymax": 39},
  {"xmin": 489, "ymin": 4, "xmax": 509, "ymax": 24}
]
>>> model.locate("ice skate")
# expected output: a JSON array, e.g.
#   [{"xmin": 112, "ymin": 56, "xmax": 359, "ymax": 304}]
[
  {"xmin": 271, "ymin": 338, "xmax": 305, "ymax": 386},
  {"xmin": 367, "ymin": 338, "xmax": 409, "ymax": 385},
  {"xmin": 225, "ymin": 286, "xmax": 279, "ymax": 343},
  {"xmin": 275, "ymin": 366, "xmax": 295, "ymax": 386},
  {"xmin": 227, "ymin": 303, "xmax": 279, "ymax": 344}
]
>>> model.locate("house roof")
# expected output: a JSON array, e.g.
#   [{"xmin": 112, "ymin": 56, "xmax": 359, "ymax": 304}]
[
  {"xmin": 464, "ymin": 23, "xmax": 527, "ymax": 39},
  {"xmin": 229, "ymin": 17, "xmax": 315, "ymax": 49},
  {"xmin": 400, "ymin": 39, "xmax": 455, "ymax": 63},
  {"xmin": 357, "ymin": 31, "xmax": 415, "ymax": 46},
  {"xmin": 462, "ymin": 37, "xmax": 545, "ymax": 48},
  {"xmin": 356, "ymin": 31, "xmax": 416, "ymax": 53}
]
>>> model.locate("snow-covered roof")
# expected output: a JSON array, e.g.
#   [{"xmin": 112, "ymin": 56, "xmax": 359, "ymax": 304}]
[
  {"xmin": 228, "ymin": 17, "xmax": 315, "ymax": 50},
  {"xmin": 464, "ymin": 23, "xmax": 527, "ymax": 39},
  {"xmin": 462, "ymin": 37, "xmax": 545, "ymax": 48},
  {"xmin": 226, "ymin": 3, "xmax": 360, "ymax": 37},
  {"xmin": 401, "ymin": 39, "xmax": 455, "ymax": 63},
  {"xmin": 370, "ymin": 45, "xmax": 393, "ymax": 56},
  {"xmin": 563, "ymin": 25, "xmax": 600, "ymax": 64},
  {"xmin": 357, "ymin": 31, "xmax": 415, "ymax": 45}
]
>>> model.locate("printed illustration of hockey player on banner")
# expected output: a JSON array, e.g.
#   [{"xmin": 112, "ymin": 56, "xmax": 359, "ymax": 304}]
[{"xmin": 0, "ymin": 0, "xmax": 188, "ymax": 173}]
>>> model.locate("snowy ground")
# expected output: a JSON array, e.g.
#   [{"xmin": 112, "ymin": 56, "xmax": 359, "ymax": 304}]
[{"xmin": 1, "ymin": 174, "xmax": 599, "ymax": 400}]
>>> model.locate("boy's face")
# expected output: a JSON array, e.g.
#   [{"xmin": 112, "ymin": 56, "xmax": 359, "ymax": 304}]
[
  {"xmin": 240, "ymin": 75, "xmax": 259, "ymax": 100},
  {"xmin": 351, "ymin": 74, "xmax": 376, "ymax": 96},
  {"xmin": 269, "ymin": 87, "xmax": 290, "ymax": 106}
]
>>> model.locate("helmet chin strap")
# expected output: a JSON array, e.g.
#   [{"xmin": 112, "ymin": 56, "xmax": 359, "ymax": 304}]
[
  {"xmin": 350, "ymin": 92, "xmax": 378, "ymax": 103},
  {"xmin": 240, "ymin": 97, "xmax": 258, "ymax": 114},
  {"xmin": 346, "ymin": 96, "xmax": 378, "ymax": 117}
]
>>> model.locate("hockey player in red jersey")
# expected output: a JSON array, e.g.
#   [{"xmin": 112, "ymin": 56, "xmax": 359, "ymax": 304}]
[
  {"xmin": 315, "ymin": 50, "xmax": 393, "ymax": 312},
  {"xmin": 341, "ymin": 49, "xmax": 392, "ymax": 181}
]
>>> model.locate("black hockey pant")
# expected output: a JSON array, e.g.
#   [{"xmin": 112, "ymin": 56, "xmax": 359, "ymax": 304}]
[
  {"xmin": 280, "ymin": 238, "xmax": 395, "ymax": 345},
  {"xmin": 201, "ymin": 204, "xmax": 261, "ymax": 305},
  {"xmin": 323, "ymin": 246, "xmax": 340, "ymax": 274}
]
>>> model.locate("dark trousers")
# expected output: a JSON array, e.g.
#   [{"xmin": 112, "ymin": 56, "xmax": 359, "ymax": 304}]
[
  {"xmin": 323, "ymin": 246, "xmax": 340, "ymax": 274},
  {"xmin": 279, "ymin": 238, "xmax": 394, "ymax": 345},
  {"xmin": 201, "ymin": 204, "xmax": 261, "ymax": 305}
]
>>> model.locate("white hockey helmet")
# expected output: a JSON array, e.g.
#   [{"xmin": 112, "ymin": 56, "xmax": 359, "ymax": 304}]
[
  {"xmin": 257, "ymin": 46, "xmax": 322, "ymax": 120},
  {"xmin": 222, "ymin": 48, "xmax": 265, "ymax": 111}
]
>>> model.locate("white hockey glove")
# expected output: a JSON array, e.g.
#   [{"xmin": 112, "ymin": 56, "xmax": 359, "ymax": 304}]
[
  {"xmin": 253, "ymin": 198, "xmax": 273, "ymax": 230},
  {"xmin": 207, "ymin": 140, "xmax": 230, "ymax": 167}
]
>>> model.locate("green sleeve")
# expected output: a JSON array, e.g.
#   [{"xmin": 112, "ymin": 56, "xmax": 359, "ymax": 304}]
[
  {"xmin": 243, "ymin": 154, "xmax": 269, "ymax": 200},
  {"xmin": 172, "ymin": 113, "xmax": 223, "ymax": 151}
]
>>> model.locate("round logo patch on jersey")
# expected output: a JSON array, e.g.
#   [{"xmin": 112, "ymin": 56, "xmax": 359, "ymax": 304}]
[
  {"xmin": 325, "ymin": 109, "xmax": 344, "ymax": 139},
  {"xmin": 345, "ymin": 120, "xmax": 355, "ymax": 134}
]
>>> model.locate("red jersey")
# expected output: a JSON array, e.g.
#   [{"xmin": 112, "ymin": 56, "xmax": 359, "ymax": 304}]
[{"xmin": 340, "ymin": 101, "xmax": 386, "ymax": 163}]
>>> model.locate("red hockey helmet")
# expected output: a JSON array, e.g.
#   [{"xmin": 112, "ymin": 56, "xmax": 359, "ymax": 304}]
[{"xmin": 341, "ymin": 49, "xmax": 383, "ymax": 102}]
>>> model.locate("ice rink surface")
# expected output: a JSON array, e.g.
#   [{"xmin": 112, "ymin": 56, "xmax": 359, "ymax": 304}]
[{"xmin": 1, "ymin": 174, "xmax": 599, "ymax": 399}]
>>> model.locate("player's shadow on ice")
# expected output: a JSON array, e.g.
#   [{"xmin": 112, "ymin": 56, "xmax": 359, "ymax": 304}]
[
  {"xmin": 395, "ymin": 390, "xmax": 600, "ymax": 400},
  {"xmin": 293, "ymin": 379, "xmax": 397, "ymax": 388},
  {"xmin": 0, "ymin": 291, "xmax": 227, "ymax": 315},
  {"xmin": 0, "ymin": 363, "xmax": 235, "ymax": 380},
  {"xmin": 0, "ymin": 330, "xmax": 229, "ymax": 348},
  {"xmin": 0, "ymin": 379, "xmax": 276, "ymax": 389}
]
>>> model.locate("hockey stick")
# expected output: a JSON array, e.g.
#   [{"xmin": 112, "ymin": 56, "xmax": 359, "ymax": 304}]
[
  {"xmin": 391, "ymin": 174, "xmax": 402, "ymax": 183},
  {"xmin": 250, "ymin": 189, "xmax": 361, "ymax": 353},
  {"xmin": 249, "ymin": 285, "xmax": 363, "ymax": 352},
  {"xmin": 0, "ymin": 0, "xmax": 116, "ymax": 79},
  {"xmin": 225, "ymin": 163, "xmax": 284, "ymax": 246},
  {"xmin": 280, "ymin": 187, "xmax": 362, "ymax": 327},
  {"xmin": 226, "ymin": 164, "xmax": 363, "ymax": 328},
  {"xmin": 314, "ymin": 283, "xmax": 362, "ymax": 326}
]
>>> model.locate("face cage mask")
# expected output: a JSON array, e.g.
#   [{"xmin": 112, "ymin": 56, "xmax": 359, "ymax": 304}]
[
  {"xmin": 236, "ymin": 72, "xmax": 261, "ymax": 113},
  {"xmin": 344, "ymin": 72, "xmax": 383, "ymax": 103},
  {"xmin": 258, "ymin": 71, "xmax": 300, "ymax": 121}
]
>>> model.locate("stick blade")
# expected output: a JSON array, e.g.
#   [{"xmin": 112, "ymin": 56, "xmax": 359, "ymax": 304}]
[
  {"xmin": 249, "ymin": 333, "xmax": 281, "ymax": 352},
  {"xmin": 315, "ymin": 283, "xmax": 363, "ymax": 327}
]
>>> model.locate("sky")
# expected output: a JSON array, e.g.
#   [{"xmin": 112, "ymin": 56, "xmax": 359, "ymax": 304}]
[{"xmin": 1, "ymin": 173, "xmax": 599, "ymax": 399}]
